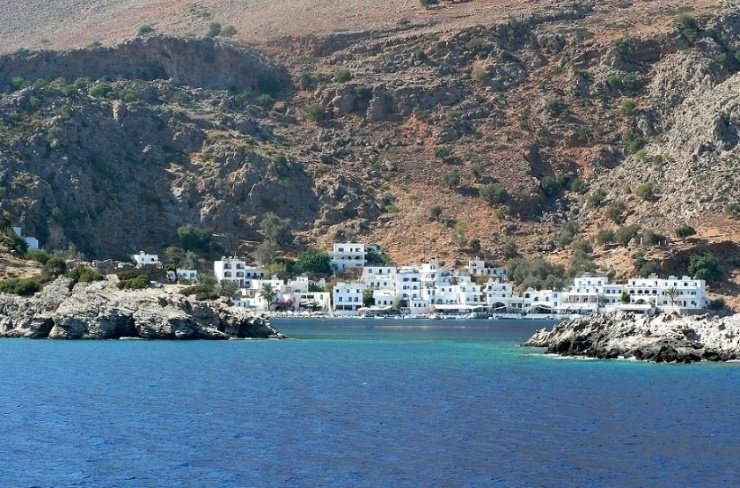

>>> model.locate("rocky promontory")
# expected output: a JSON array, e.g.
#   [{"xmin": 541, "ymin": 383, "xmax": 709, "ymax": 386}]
[
  {"xmin": 524, "ymin": 312, "xmax": 740, "ymax": 363},
  {"xmin": 0, "ymin": 276, "xmax": 283, "ymax": 340}
]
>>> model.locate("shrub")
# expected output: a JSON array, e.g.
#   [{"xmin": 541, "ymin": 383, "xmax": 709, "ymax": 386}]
[
  {"xmin": 708, "ymin": 298, "xmax": 726, "ymax": 311},
  {"xmin": 471, "ymin": 66, "xmax": 489, "ymax": 82},
  {"xmin": 624, "ymin": 130, "xmax": 646, "ymax": 153},
  {"xmin": 434, "ymin": 145, "xmax": 453, "ymax": 159},
  {"xmin": 430, "ymin": 205, "xmax": 443, "ymax": 222},
  {"xmin": 607, "ymin": 201, "xmax": 627, "ymax": 224},
  {"xmin": 412, "ymin": 47, "xmax": 426, "ymax": 61},
  {"xmin": 636, "ymin": 182, "xmax": 655, "ymax": 200},
  {"xmin": 614, "ymin": 223, "xmax": 640, "ymax": 246},
  {"xmin": 88, "ymin": 82, "xmax": 113, "ymax": 98},
  {"xmin": 634, "ymin": 250, "xmax": 659, "ymax": 277},
  {"xmin": 221, "ymin": 25, "xmax": 237, "ymax": 37},
  {"xmin": 588, "ymin": 188, "xmax": 607, "ymax": 207},
  {"xmin": 43, "ymin": 257, "xmax": 67, "ymax": 278},
  {"xmin": 502, "ymin": 239, "xmax": 519, "ymax": 259},
  {"xmin": 272, "ymin": 153, "xmax": 289, "ymax": 175},
  {"xmin": 67, "ymin": 266, "xmax": 104, "ymax": 283},
  {"xmin": 688, "ymin": 253, "xmax": 722, "ymax": 282},
  {"xmin": 10, "ymin": 76, "xmax": 27, "ymax": 91},
  {"xmin": 117, "ymin": 274, "xmax": 150, "ymax": 290},
  {"xmin": 545, "ymin": 98, "xmax": 567, "ymax": 118},
  {"xmin": 470, "ymin": 161, "xmax": 486, "ymax": 181},
  {"xmin": 260, "ymin": 212, "xmax": 293, "ymax": 245},
  {"xmin": 540, "ymin": 176, "xmax": 561, "ymax": 197},
  {"xmin": 444, "ymin": 170, "xmax": 460, "ymax": 189},
  {"xmin": 26, "ymin": 249, "xmax": 50, "ymax": 265},
  {"xmin": 643, "ymin": 229, "xmax": 666, "ymax": 246},
  {"xmin": 257, "ymin": 74, "xmax": 283, "ymax": 96},
  {"xmin": 555, "ymin": 221, "xmax": 579, "ymax": 249},
  {"xmin": 570, "ymin": 179, "xmax": 587, "ymax": 193},
  {"xmin": 306, "ymin": 103, "xmax": 327, "ymax": 122},
  {"xmin": 620, "ymin": 292, "xmax": 631, "ymax": 304},
  {"xmin": 335, "ymin": 68, "xmax": 352, "ymax": 83},
  {"xmin": 675, "ymin": 224, "xmax": 696, "ymax": 239},
  {"xmin": 0, "ymin": 277, "xmax": 41, "ymax": 296},
  {"xmin": 620, "ymin": 99, "xmax": 637, "ymax": 116},
  {"xmin": 299, "ymin": 72, "xmax": 317, "ymax": 90},
  {"xmin": 256, "ymin": 93, "xmax": 275, "ymax": 109},
  {"xmin": 207, "ymin": 23, "xmax": 222, "ymax": 38},
  {"xmin": 479, "ymin": 183, "xmax": 509, "ymax": 205},
  {"xmin": 137, "ymin": 25, "xmax": 154, "ymax": 36},
  {"xmin": 118, "ymin": 88, "xmax": 139, "ymax": 103},
  {"xmin": 596, "ymin": 229, "xmax": 615, "ymax": 245},
  {"xmin": 676, "ymin": 14, "xmax": 699, "ymax": 42},
  {"xmin": 726, "ymin": 202, "xmax": 740, "ymax": 217}
]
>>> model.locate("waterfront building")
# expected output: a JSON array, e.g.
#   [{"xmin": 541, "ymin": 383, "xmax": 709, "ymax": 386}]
[
  {"xmin": 468, "ymin": 257, "xmax": 507, "ymax": 280},
  {"xmin": 332, "ymin": 282, "xmax": 364, "ymax": 313}
]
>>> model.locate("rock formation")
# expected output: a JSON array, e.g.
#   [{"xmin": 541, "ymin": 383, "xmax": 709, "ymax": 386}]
[
  {"xmin": 0, "ymin": 276, "xmax": 283, "ymax": 340},
  {"xmin": 524, "ymin": 312, "xmax": 740, "ymax": 363}
]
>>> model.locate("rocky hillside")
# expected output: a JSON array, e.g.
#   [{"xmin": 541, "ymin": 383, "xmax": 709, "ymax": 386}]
[{"xmin": 0, "ymin": 1, "xmax": 737, "ymax": 300}]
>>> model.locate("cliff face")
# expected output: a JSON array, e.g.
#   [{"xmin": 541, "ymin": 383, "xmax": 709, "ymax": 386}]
[
  {"xmin": 0, "ymin": 3, "xmax": 737, "ymax": 289},
  {"xmin": 0, "ymin": 276, "xmax": 282, "ymax": 340}
]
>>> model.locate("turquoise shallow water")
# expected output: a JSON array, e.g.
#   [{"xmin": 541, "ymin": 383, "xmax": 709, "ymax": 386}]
[{"xmin": 1, "ymin": 318, "xmax": 739, "ymax": 487}]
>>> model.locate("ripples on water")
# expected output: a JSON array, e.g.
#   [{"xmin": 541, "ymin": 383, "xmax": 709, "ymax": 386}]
[{"xmin": 1, "ymin": 319, "xmax": 738, "ymax": 487}]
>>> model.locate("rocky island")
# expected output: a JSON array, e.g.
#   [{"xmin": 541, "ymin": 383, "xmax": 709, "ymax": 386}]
[
  {"xmin": 0, "ymin": 276, "xmax": 283, "ymax": 340},
  {"xmin": 524, "ymin": 312, "xmax": 740, "ymax": 363}
]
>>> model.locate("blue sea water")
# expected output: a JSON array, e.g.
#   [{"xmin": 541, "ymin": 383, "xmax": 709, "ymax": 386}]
[{"xmin": 1, "ymin": 318, "xmax": 739, "ymax": 487}]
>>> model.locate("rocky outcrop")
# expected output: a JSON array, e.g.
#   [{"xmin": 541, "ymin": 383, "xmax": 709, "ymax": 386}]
[
  {"xmin": 524, "ymin": 312, "xmax": 740, "ymax": 363},
  {"xmin": 0, "ymin": 36, "xmax": 289, "ymax": 92},
  {"xmin": 0, "ymin": 276, "xmax": 283, "ymax": 340}
]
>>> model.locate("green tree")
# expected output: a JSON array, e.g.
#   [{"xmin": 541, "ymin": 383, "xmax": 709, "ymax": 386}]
[
  {"xmin": 43, "ymin": 257, "xmax": 67, "ymax": 278},
  {"xmin": 688, "ymin": 253, "xmax": 722, "ymax": 282},
  {"xmin": 259, "ymin": 212, "xmax": 293, "ymax": 245},
  {"xmin": 429, "ymin": 205, "xmax": 443, "ymax": 222},
  {"xmin": 607, "ymin": 201, "xmax": 627, "ymax": 224},
  {"xmin": 295, "ymin": 248, "xmax": 331, "ymax": 275},
  {"xmin": 219, "ymin": 279, "xmax": 240, "ymax": 299},
  {"xmin": 444, "ymin": 169, "xmax": 460, "ymax": 189},
  {"xmin": 177, "ymin": 224, "xmax": 213, "ymax": 254},
  {"xmin": 636, "ymin": 182, "xmax": 655, "ymax": 201},
  {"xmin": 588, "ymin": 188, "xmax": 607, "ymax": 207},
  {"xmin": 366, "ymin": 247, "xmax": 391, "ymax": 266},
  {"xmin": 207, "ymin": 22, "xmax": 222, "ymax": 38},
  {"xmin": 665, "ymin": 286, "xmax": 679, "ymax": 306},
  {"xmin": 620, "ymin": 292, "xmax": 631, "ymax": 304},
  {"xmin": 256, "ymin": 239, "xmax": 278, "ymax": 265},
  {"xmin": 259, "ymin": 283, "xmax": 277, "ymax": 310}
]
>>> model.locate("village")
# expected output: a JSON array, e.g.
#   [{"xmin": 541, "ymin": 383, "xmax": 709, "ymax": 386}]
[{"xmin": 126, "ymin": 242, "xmax": 708, "ymax": 319}]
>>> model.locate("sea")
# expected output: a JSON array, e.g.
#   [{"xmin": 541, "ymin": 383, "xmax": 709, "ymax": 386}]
[{"xmin": 1, "ymin": 318, "xmax": 739, "ymax": 487}]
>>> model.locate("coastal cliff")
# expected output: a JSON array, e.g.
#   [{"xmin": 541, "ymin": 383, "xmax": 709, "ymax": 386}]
[
  {"xmin": 524, "ymin": 312, "xmax": 740, "ymax": 363},
  {"xmin": 0, "ymin": 276, "xmax": 283, "ymax": 340}
]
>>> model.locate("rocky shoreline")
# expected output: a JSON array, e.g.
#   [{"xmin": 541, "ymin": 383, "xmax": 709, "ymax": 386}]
[
  {"xmin": 0, "ymin": 276, "xmax": 284, "ymax": 340},
  {"xmin": 524, "ymin": 312, "xmax": 740, "ymax": 363}
]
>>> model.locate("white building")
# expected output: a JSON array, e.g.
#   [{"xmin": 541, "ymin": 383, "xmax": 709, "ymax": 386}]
[
  {"xmin": 395, "ymin": 267, "xmax": 422, "ymax": 303},
  {"xmin": 132, "ymin": 251, "xmax": 160, "ymax": 267},
  {"xmin": 332, "ymin": 282, "xmax": 364, "ymax": 313},
  {"xmin": 167, "ymin": 269, "xmax": 199, "ymax": 283},
  {"xmin": 624, "ymin": 275, "xmax": 705, "ymax": 310},
  {"xmin": 468, "ymin": 257, "xmax": 507, "ymax": 280},
  {"xmin": 214, "ymin": 257, "xmax": 266, "ymax": 288},
  {"xmin": 361, "ymin": 266, "xmax": 397, "ymax": 290},
  {"xmin": 330, "ymin": 243, "xmax": 367, "ymax": 272},
  {"xmin": 12, "ymin": 227, "xmax": 39, "ymax": 250}
]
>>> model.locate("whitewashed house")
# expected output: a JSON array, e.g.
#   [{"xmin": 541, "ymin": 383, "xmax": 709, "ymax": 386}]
[
  {"xmin": 361, "ymin": 266, "xmax": 397, "ymax": 290},
  {"xmin": 332, "ymin": 282, "xmax": 364, "ymax": 313},
  {"xmin": 214, "ymin": 257, "xmax": 266, "ymax": 289},
  {"xmin": 395, "ymin": 267, "xmax": 422, "ymax": 303},
  {"xmin": 624, "ymin": 275, "xmax": 705, "ymax": 311},
  {"xmin": 132, "ymin": 251, "xmax": 160, "ymax": 267},
  {"xmin": 468, "ymin": 257, "xmax": 507, "ymax": 280},
  {"xmin": 167, "ymin": 269, "xmax": 199, "ymax": 283},
  {"xmin": 330, "ymin": 243, "xmax": 367, "ymax": 271}
]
